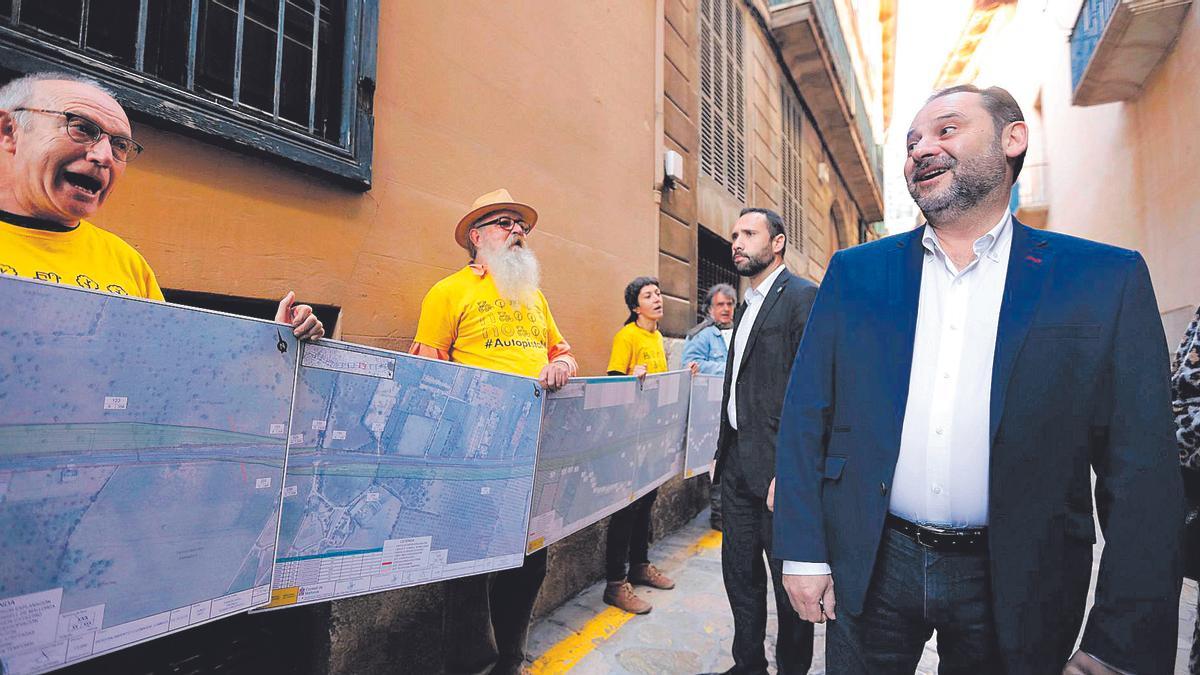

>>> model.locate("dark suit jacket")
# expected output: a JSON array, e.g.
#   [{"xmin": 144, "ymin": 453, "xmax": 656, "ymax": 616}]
[
  {"xmin": 773, "ymin": 221, "xmax": 1185, "ymax": 674},
  {"xmin": 714, "ymin": 266, "xmax": 817, "ymax": 498}
]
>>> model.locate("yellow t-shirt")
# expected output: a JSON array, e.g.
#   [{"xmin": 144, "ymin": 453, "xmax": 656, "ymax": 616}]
[
  {"xmin": 0, "ymin": 217, "xmax": 163, "ymax": 300},
  {"xmin": 607, "ymin": 321, "xmax": 668, "ymax": 375},
  {"xmin": 414, "ymin": 266, "xmax": 566, "ymax": 379}
]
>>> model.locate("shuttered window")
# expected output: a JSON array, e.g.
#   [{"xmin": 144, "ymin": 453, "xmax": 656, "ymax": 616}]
[
  {"xmin": 698, "ymin": 0, "xmax": 745, "ymax": 203},
  {"xmin": 781, "ymin": 84, "xmax": 804, "ymax": 254}
]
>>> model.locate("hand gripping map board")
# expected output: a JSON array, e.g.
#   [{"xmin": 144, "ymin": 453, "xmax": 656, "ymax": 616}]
[
  {"xmin": 683, "ymin": 374, "xmax": 724, "ymax": 478},
  {"xmin": 525, "ymin": 371, "xmax": 691, "ymax": 553},
  {"xmin": 260, "ymin": 340, "xmax": 543, "ymax": 610},
  {"xmin": 0, "ymin": 275, "xmax": 298, "ymax": 675}
]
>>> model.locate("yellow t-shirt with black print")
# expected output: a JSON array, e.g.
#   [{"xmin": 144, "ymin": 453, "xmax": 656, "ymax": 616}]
[
  {"xmin": 414, "ymin": 266, "xmax": 566, "ymax": 379},
  {"xmin": 0, "ymin": 216, "xmax": 164, "ymax": 300},
  {"xmin": 607, "ymin": 321, "xmax": 668, "ymax": 375}
]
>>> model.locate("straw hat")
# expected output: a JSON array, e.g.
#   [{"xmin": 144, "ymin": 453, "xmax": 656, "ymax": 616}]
[{"xmin": 454, "ymin": 188, "xmax": 538, "ymax": 249}]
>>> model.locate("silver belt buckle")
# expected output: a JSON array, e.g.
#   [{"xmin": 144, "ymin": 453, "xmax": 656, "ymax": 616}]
[
  {"xmin": 915, "ymin": 523, "xmax": 948, "ymax": 547},
  {"xmin": 914, "ymin": 528, "xmax": 931, "ymax": 547}
]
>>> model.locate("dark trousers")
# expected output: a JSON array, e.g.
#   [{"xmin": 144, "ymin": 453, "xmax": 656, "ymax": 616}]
[
  {"xmin": 710, "ymin": 479, "xmax": 723, "ymax": 528},
  {"xmin": 826, "ymin": 527, "xmax": 1001, "ymax": 675},
  {"xmin": 442, "ymin": 548, "xmax": 548, "ymax": 675},
  {"xmin": 605, "ymin": 488, "xmax": 658, "ymax": 581},
  {"xmin": 720, "ymin": 446, "xmax": 813, "ymax": 675}
]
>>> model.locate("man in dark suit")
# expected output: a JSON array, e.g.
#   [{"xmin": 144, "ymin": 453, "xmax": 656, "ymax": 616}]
[
  {"xmin": 708, "ymin": 207, "xmax": 817, "ymax": 675},
  {"xmin": 774, "ymin": 84, "xmax": 1184, "ymax": 674}
]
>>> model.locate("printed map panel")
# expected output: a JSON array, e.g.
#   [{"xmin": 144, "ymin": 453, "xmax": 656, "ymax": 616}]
[
  {"xmin": 631, "ymin": 372, "xmax": 690, "ymax": 499},
  {"xmin": 526, "ymin": 371, "xmax": 693, "ymax": 552},
  {"xmin": 525, "ymin": 377, "xmax": 640, "ymax": 552},
  {"xmin": 0, "ymin": 276, "xmax": 297, "ymax": 675},
  {"xmin": 264, "ymin": 341, "xmax": 542, "ymax": 609},
  {"xmin": 684, "ymin": 375, "xmax": 724, "ymax": 478}
]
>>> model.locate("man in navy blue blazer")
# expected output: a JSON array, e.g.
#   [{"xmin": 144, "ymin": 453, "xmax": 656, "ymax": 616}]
[{"xmin": 772, "ymin": 84, "xmax": 1184, "ymax": 674}]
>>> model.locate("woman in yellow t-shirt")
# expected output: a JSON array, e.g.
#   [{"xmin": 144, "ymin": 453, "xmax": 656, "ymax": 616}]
[{"xmin": 602, "ymin": 276, "xmax": 688, "ymax": 615}]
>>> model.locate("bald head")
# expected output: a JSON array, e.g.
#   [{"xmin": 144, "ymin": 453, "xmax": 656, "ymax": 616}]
[{"xmin": 0, "ymin": 74, "xmax": 133, "ymax": 227}]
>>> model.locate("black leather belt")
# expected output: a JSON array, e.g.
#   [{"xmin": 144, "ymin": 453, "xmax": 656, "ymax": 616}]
[{"xmin": 885, "ymin": 513, "xmax": 988, "ymax": 553}]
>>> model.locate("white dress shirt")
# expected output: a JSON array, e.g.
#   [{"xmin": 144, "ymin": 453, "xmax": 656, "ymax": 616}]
[
  {"xmin": 727, "ymin": 264, "xmax": 786, "ymax": 431},
  {"xmin": 889, "ymin": 212, "xmax": 1011, "ymax": 527},
  {"xmin": 784, "ymin": 212, "xmax": 1012, "ymax": 576}
]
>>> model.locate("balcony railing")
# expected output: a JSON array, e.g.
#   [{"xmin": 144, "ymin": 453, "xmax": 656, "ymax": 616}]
[
  {"xmin": 807, "ymin": 0, "xmax": 884, "ymax": 191},
  {"xmin": 1069, "ymin": 0, "xmax": 1192, "ymax": 106},
  {"xmin": 768, "ymin": 0, "xmax": 884, "ymax": 219},
  {"xmin": 1015, "ymin": 162, "xmax": 1049, "ymax": 228},
  {"xmin": 1070, "ymin": 0, "xmax": 1120, "ymax": 92},
  {"xmin": 1017, "ymin": 162, "xmax": 1049, "ymax": 208},
  {"xmin": 810, "ymin": 0, "xmax": 853, "ymax": 106}
]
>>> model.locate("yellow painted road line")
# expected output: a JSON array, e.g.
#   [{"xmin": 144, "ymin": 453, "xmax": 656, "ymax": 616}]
[
  {"xmin": 527, "ymin": 529, "xmax": 723, "ymax": 674},
  {"xmin": 527, "ymin": 606, "xmax": 636, "ymax": 674},
  {"xmin": 686, "ymin": 530, "xmax": 722, "ymax": 555}
]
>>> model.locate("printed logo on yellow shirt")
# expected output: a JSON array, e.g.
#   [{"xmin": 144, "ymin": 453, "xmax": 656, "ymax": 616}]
[
  {"xmin": 0, "ymin": 219, "xmax": 164, "ymax": 300},
  {"xmin": 76, "ymin": 274, "xmax": 100, "ymax": 290},
  {"xmin": 636, "ymin": 347, "xmax": 667, "ymax": 371},
  {"xmin": 413, "ymin": 267, "xmax": 566, "ymax": 379},
  {"xmin": 12, "ymin": 267, "xmax": 130, "ymax": 295},
  {"xmin": 607, "ymin": 322, "xmax": 668, "ymax": 375},
  {"xmin": 478, "ymin": 299, "xmax": 549, "ymax": 351}
]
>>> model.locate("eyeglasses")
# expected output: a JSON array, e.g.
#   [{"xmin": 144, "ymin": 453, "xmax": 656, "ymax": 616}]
[
  {"xmin": 475, "ymin": 216, "xmax": 531, "ymax": 235},
  {"xmin": 13, "ymin": 108, "xmax": 144, "ymax": 162}
]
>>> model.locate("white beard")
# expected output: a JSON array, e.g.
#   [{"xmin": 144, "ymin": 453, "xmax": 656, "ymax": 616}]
[{"xmin": 480, "ymin": 237, "xmax": 541, "ymax": 309}]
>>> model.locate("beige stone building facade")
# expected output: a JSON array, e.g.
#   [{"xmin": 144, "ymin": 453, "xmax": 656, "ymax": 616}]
[
  {"xmin": 922, "ymin": 0, "xmax": 1200, "ymax": 342},
  {"xmin": 0, "ymin": 1, "xmax": 890, "ymax": 671},
  {"xmin": 1, "ymin": 0, "xmax": 889, "ymax": 358},
  {"xmin": 657, "ymin": 0, "xmax": 890, "ymax": 337}
]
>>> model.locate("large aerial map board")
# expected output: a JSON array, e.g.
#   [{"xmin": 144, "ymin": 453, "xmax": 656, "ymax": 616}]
[
  {"xmin": 526, "ymin": 377, "xmax": 639, "ymax": 552},
  {"xmin": 0, "ymin": 276, "xmax": 298, "ymax": 675},
  {"xmin": 526, "ymin": 371, "xmax": 691, "ymax": 552},
  {"xmin": 631, "ymin": 371, "xmax": 690, "ymax": 499},
  {"xmin": 262, "ymin": 341, "xmax": 543, "ymax": 609},
  {"xmin": 683, "ymin": 374, "xmax": 724, "ymax": 479}
]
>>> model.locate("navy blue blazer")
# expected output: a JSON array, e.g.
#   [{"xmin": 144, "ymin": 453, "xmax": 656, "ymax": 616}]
[{"xmin": 773, "ymin": 221, "xmax": 1184, "ymax": 674}]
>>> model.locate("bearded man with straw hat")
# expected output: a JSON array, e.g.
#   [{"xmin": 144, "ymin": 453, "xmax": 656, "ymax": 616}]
[{"xmin": 411, "ymin": 188, "xmax": 577, "ymax": 675}]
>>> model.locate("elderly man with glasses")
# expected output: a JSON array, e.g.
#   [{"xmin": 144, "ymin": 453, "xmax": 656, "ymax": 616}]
[
  {"xmin": 411, "ymin": 188, "xmax": 577, "ymax": 675},
  {"xmin": 0, "ymin": 72, "xmax": 323, "ymax": 338},
  {"xmin": 683, "ymin": 282, "xmax": 738, "ymax": 531}
]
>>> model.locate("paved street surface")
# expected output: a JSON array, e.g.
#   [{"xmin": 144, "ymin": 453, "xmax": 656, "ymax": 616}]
[{"xmin": 527, "ymin": 509, "xmax": 1198, "ymax": 674}]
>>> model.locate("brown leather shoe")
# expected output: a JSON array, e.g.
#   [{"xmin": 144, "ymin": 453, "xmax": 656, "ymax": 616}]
[
  {"xmin": 603, "ymin": 580, "xmax": 652, "ymax": 614},
  {"xmin": 629, "ymin": 563, "xmax": 675, "ymax": 590}
]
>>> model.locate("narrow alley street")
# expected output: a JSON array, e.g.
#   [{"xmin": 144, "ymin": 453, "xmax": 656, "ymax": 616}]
[{"xmin": 527, "ymin": 510, "xmax": 1200, "ymax": 674}]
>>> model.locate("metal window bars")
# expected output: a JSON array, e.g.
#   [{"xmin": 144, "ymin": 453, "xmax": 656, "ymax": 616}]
[
  {"xmin": 697, "ymin": 227, "xmax": 740, "ymax": 324},
  {"xmin": 1, "ymin": 0, "xmax": 348, "ymax": 145}
]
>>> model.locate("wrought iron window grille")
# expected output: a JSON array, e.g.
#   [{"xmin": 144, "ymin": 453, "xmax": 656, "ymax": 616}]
[{"xmin": 0, "ymin": 0, "xmax": 378, "ymax": 188}]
